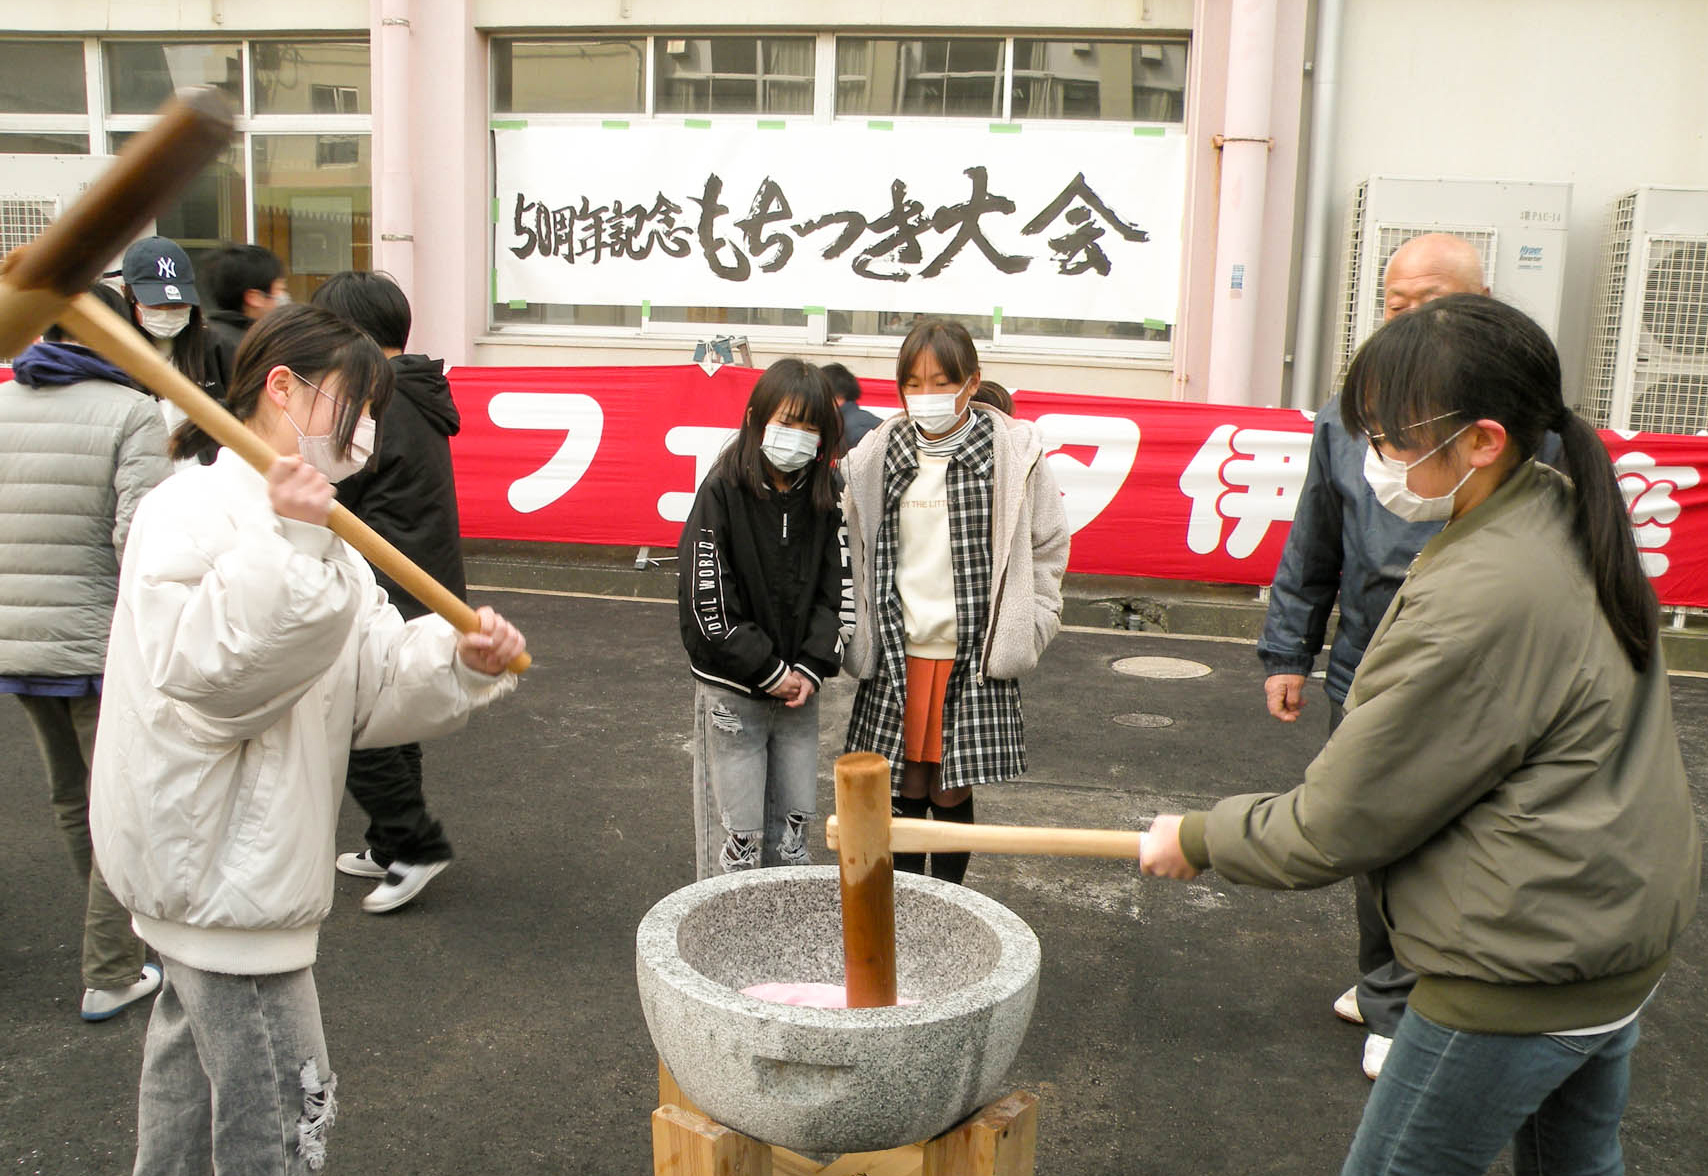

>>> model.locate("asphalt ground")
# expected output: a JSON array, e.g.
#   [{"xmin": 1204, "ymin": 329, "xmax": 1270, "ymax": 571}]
[{"xmin": 3, "ymin": 587, "xmax": 1706, "ymax": 1175}]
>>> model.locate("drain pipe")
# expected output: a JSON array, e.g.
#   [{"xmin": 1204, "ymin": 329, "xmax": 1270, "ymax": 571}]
[
  {"xmin": 374, "ymin": 0, "xmax": 414, "ymax": 299},
  {"xmin": 1288, "ymin": 0, "xmax": 1346, "ymax": 409},
  {"xmin": 1205, "ymin": 0, "xmax": 1281, "ymax": 405}
]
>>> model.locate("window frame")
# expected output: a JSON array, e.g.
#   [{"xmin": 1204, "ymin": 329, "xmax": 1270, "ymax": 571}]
[{"xmin": 486, "ymin": 29, "xmax": 1186, "ymax": 361}]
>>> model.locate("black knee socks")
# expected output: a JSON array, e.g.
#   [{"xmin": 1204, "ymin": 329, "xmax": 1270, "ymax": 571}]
[
  {"xmin": 928, "ymin": 794, "xmax": 974, "ymax": 885},
  {"xmin": 891, "ymin": 794, "xmax": 929, "ymax": 875}
]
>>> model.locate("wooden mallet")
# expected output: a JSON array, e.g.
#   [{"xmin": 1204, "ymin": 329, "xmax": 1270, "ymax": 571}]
[{"xmin": 0, "ymin": 88, "xmax": 529, "ymax": 674}]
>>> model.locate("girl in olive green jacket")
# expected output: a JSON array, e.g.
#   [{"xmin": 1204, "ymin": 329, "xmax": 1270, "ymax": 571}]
[{"xmin": 1142, "ymin": 295, "xmax": 1699, "ymax": 1176}]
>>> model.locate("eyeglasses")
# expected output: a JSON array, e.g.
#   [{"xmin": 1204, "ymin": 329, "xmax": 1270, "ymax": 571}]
[{"xmin": 1365, "ymin": 410, "xmax": 1462, "ymax": 446}]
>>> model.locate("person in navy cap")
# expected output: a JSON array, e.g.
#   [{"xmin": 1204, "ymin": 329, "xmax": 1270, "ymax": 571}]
[{"xmin": 121, "ymin": 237, "xmax": 219, "ymax": 462}]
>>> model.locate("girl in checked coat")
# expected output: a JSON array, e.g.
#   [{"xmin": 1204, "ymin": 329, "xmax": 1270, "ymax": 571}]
[{"xmin": 842, "ymin": 318, "xmax": 1069, "ymax": 884}]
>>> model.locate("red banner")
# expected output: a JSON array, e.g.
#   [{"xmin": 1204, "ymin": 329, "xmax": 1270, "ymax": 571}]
[{"xmin": 441, "ymin": 365, "xmax": 1708, "ymax": 606}]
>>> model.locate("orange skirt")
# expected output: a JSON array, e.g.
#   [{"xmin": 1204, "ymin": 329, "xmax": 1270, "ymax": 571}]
[{"xmin": 902, "ymin": 657, "xmax": 953, "ymax": 763}]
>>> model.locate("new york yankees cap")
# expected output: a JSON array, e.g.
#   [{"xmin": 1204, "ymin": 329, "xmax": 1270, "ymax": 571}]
[{"xmin": 121, "ymin": 235, "xmax": 200, "ymax": 307}]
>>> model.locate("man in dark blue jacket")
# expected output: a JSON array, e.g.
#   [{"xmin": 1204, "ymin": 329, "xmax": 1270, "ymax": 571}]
[{"xmin": 1258, "ymin": 233, "xmax": 1490, "ymax": 1080}]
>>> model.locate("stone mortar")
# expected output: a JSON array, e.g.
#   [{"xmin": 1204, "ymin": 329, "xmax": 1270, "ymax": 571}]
[{"xmin": 636, "ymin": 865, "xmax": 1040, "ymax": 1157}]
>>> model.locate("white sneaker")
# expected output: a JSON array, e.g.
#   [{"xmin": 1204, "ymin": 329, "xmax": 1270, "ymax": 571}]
[
  {"xmin": 1333, "ymin": 985, "xmax": 1365, "ymax": 1025},
  {"xmin": 1362, "ymin": 1033, "xmax": 1392, "ymax": 1080},
  {"xmin": 362, "ymin": 860, "xmax": 450, "ymax": 914},
  {"xmin": 81, "ymin": 962, "xmax": 163, "ymax": 1022},
  {"xmin": 336, "ymin": 849, "xmax": 388, "ymax": 879}
]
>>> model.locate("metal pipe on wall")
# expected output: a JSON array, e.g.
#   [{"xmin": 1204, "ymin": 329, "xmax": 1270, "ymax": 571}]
[
  {"xmin": 374, "ymin": 0, "xmax": 414, "ymax": 300},
  {"xmin": 1288, "ymin": 0, "xmax": 1345, "ymax": 409},
  {"xmin": 1205, "ymin": 0, "xmax": 1281, "ymax": 405}
]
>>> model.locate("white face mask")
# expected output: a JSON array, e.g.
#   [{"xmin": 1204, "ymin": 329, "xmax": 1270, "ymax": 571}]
[
  {"xmin": 138, "ymin": 305, "xmax": 191, "ymax": 339},
  {"xmin": 761, "ymin": 423, "xmax": 819, "ymax": 473},
  {"xmin": 907, "ymin": 376, "xmax": 973, "ymax": 435},
  {"xmin": 284, "ymin": 370, "xmax": 375, "ymax": 483},
  {"xmin": 1362, "ymin": 424, "xmax": 1473, "ymax": 522}
]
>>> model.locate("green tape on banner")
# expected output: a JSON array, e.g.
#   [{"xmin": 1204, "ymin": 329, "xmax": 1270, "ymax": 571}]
[
  {"xmin": 992, "ymin": 306, "xmax": 1003, "ymax": 325},
  {"xmin": 1143, "ymin": 317, "xmax": 1167, "ymax": 330},
  {"xmin": 757, "ymin": 119, "xmax": 786, "ymax": 130},
  {"xmin": 490, "ymin": 197, "xmax": 499, "ymax": 224},
  {"xmin": 508, "ymin": 299, "xmax": 527, "ymax": 310},
  {"xmin": 490, "ymin": 270, "xmax": 497, "ymax": 303},
  {"xmin": 685, "ymin": 118, "xmax": 712, "ymax": 129},
  {"xmin": 490, "ymin": 119, "xmax": 527, "ymax": 130},
  {"xmin": 1133, "ymin": 126, "xmax": 1165, "ymax": 137},
  {"xmin": 803, "ymin": 305, "xmax": 826, "ymax": 316},
  {"xmin": 867, "ymin": 120, "xmax": 894, "ymax": 131},
  {"xmin": 603, "ymin": 119, "xmax": 630, "ymax": 129},
  {"xmin": 641, "ymin": 299, "xmax": 652, "ymax": 317},
  {"xmin": 989, "ymin": 123, "xmax": 1021, "ymax": 134}
]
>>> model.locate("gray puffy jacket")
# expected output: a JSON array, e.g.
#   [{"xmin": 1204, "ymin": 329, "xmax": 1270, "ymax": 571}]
[{"xmin": 0, "ymin": 370, "xmax": 171, "ymax": 676}]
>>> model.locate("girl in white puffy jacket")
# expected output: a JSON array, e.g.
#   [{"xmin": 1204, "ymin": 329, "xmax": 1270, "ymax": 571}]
[{"xmin": 90, "ymin": 305, "xmax": 526, "ymax": 1175}]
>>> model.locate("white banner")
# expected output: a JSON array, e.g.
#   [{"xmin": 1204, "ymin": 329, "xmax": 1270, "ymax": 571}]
[{"xmin": 493, "ymin": 123, "xmax": 1186, "ymax": 325}]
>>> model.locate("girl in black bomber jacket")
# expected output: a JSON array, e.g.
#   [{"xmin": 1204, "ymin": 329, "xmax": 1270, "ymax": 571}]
[{"xmin": 677, "ymin": 359, "xmax": 846, "ymax": 880}]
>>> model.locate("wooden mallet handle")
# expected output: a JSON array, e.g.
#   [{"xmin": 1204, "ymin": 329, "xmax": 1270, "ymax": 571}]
[
  {"xmin": 57, "ymin": 293, "xmax": 532, "ymax": 674},
  {"xmin": 826, "ymin": 815, "xmax": 1141, "ymax": 860},
  {"xmin": 833, "ymin": 752, "xmax": 898, "ymax": 1008}
]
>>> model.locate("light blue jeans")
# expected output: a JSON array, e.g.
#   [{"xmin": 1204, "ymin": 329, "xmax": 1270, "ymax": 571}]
[
  {"xmin": 691, "ymin": 682, "xmax": 820, "ymax": 880},
  {"xmin": 1342, "ymin": 1007, "xmax": 1640, "ymax": 1176},
  {"xmin": 134, "ymin": 957, "xmax": 337, "ymax": 1175}
]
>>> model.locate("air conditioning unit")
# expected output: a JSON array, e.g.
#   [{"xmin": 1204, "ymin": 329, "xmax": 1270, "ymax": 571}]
[
  {"xmin": 0, "ymin": 153, "xmax": 147, "ymax": 274},
  {"xmin": 1580, "ymin": 186, "xmax": 1708, "ymax": 433},
  {"xmin": 1328, "ymin": 176, "xmax": 1572, "ymax": 394}
]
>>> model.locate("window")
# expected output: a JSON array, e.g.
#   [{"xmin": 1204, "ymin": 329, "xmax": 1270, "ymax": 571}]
[
  {"xmin": 104, "ymin": 42, "xmax": 242, "ymax": 115},
  {"xmin": 0, "ymin": 38, "xmax": 372, "ymax": 304},
  {"xmin": 0, "ymin": 40, "xmax": 87, "ymax": 115},
  {"xmin": 0, "ymin": 132, "xmax": 90, "ymax": 153},
  {"xmin": 251, "ymin": 41, "xmax": 370, "ymax": 115},
  {"xmin": 1010, "ymin": 39, "xmax": 1187, "ymax": 123},
  {"xmin": 109, "ymin": 132, "xmax": 246, "ymax": 264},
  {"xmin": 492, "ymin": 38, "xmax": 646, "ymax": 114},
  {"xmin": 490, "ymin": 32, "xmax": 1186, "ymax": 357},
  {"xmin": 255, "ymin": 134, "xmax": 372, "ymax": 278},
  {"xmin": 836, "ymin": 38, "xmax": 1004, "ymax": 118},
  {"xmin": 654, "ymin": 37, "xmax": 815, "ymax": 114}
]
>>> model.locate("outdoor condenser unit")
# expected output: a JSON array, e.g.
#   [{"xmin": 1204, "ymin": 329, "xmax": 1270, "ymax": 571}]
[
  {"xmin": 1580, "ymin": 186, "xmax": 1708, "ymax": 433},
  {"xmin": 0, "ymin": 154, "xmax": 146, "ymax": 360},
  {"xmin": 0, "ymin": 154, "xmax": 113, "ymax": 257},
  {"xmin": 1328, "ymin": 176, "xmax": 1572, "ymax": 392}
]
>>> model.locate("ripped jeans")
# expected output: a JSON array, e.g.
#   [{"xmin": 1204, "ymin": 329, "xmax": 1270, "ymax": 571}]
[
  {"xmin": 134, "ymin": 957, "xmax": 337, "ymax": 1175},
  {"xmin": 692, "ymin": 682, "xmax": 820, "ymax": 880}
]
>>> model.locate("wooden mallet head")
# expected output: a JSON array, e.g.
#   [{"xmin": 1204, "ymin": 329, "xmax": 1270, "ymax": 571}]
[
  {"xmin": 833, "ymin": 752, "xmax": 898, "ymax": 1008},
  {"xmin": 0, "ymin": 87, "xmax": 233, "ymax": 356}
]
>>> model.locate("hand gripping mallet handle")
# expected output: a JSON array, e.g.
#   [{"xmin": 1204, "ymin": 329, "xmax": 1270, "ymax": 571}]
[
  {"xmin": 56, "ymin": 293, "xmax": 532, "ymax": 674},
  {"xmin": 826, "ymin": 815, "xmax": 1141, "ymax": 859},
  {"xmin": 0, "ymin": 88, "xmax": 235, "ymax": 357}
]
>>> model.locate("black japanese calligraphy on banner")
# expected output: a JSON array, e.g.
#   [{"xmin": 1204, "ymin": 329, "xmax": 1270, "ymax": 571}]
[{"xmin": 494, "ymin": 124, "xmax": 1186, "ymax": 324}]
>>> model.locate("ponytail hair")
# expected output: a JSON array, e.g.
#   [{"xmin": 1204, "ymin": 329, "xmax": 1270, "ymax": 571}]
[
  {"xmin": 169, "ymin": 303, "xmax": 393, "ymax": 464},
  {"xmin": 1554, "ymin": 408, "xmax": 1658, "ymax": 671},
  {"xmin": 1341, "ymin": 294, "xmax": 1656, "ymax": 671}
]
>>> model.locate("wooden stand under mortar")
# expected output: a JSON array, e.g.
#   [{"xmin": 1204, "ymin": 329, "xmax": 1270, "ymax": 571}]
[{"xmin": 654, "ymin": 1061, "xmax": 1037, "ymax": 1176}]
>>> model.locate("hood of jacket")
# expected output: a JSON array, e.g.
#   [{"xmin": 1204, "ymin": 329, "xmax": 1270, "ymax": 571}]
[
  {"xmin": 390, "ymin": 354, "xmax": 460, "ymax": 437},
  {"xmin": 10, "ymin": 341, "xmax": 136, "ymax": 390}
]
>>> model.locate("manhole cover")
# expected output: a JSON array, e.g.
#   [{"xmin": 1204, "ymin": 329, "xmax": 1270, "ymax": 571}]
[
  {"xmin": 1111, "ymin": 656, "xmax": 1212, "ymax": 679},
  {"xmin": 1114, "ymin": 712, "xmax": 1175, "ymax": 728}
]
